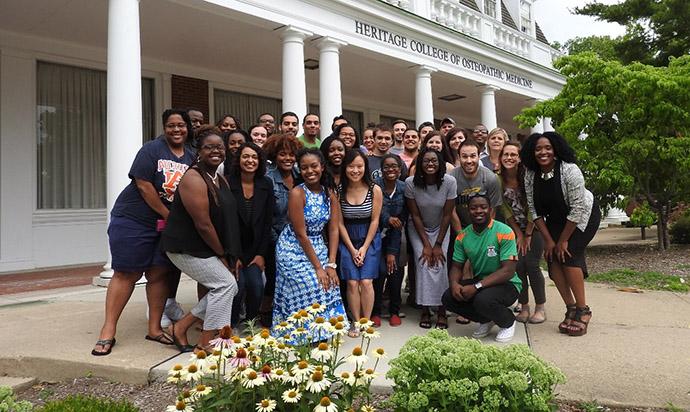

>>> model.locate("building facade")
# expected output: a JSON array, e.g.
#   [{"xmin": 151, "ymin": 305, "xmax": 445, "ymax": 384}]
[{"xmin": 0, "ymin": 0, "xmax": 563, "ymax": 273}]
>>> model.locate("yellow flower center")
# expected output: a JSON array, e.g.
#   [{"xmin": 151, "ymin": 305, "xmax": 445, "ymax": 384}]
[
  {"xmin": 298, "ymin": 309, "xmax": 309, "ymax": 317},
  {"xmin": 329, "ymin": 317, "xmax": 337, "ymax": 326},
  {"xmin": 318, "ymin": 342, "xmax": 328, "ymax": 351},
  {"xmin": 376, "ymin": 348, "xmax": 385, "ymax": 355},
  {"xmin": 315, "ymin": 316, "xmax": 325, "ymax": 324},
  {"xmin": 262, "ymin": 365, "xmax": 271, "ymax": 374},
  {"xmin": 334, "ymin": 322, "xmax": 344, "ymax": 330},
  {"xmin": 176, "ymin": 400, "xmax": 187, "ymax": 410},
  {"xmin": 195, "ymin": 384, "xmax": 206, "ymax": 391},
  {"xmin": 276, "ymin": 369, "xmax": 284, "ymax": 376},
  {"xmin": 246, "ymin": 336, "xmax": 254, "ymax": 342},
  {"xmin": 261, "ymin": 400, "xmax": 270, "ymax": 407},
  {"xmin": 187, "ymin": 365, "xmax": 198, "ymax": 373},
  {"xmin": 236, "ymin": 348, "xmax": 247, "ymax": 358},
  {"xmin": 209, "ymin": 365, "xmax": 218, "ymax": 371},
  {"xmin": 232, "ymin": 336, "xmax": 242, "ymax": 344},
  {"xmin": 320, "ymin": 397, "xmax": 332, "ymax": 406},
  {"xmin": 277, "ymin": 343, "xmax": 286, "ymax": 350},
  {"xmin": 341, "ymin": 372, "xmax": 350, "ymax": 378},
  {"xmin": 248, "ymin": 371, "xmax": 258, "ymax": 379},
  {"xmin": 173, "ymin": 364, "xmax": 183, "ymax": 371},
  {"xmin": 352, "ymin": 347, "xmax": 363, "ymax": 356},
  {"xmin": 358, "ymin": 317, "xmax": 369, "ymax": 325},
  {"xmin": 260, "ymin": 330, "xmax": 270, "ymax": 339},
  {"xmin": 213, "ymin": 349, "xmax": 221, "ymax": 356},
  {"xmin": 181, "ymin": 390, "xmax": 191, "ymax": 398},
  {"xmin": 298, "ymin": 360, "xmax": 308, "ymax": 369},
  {"xmin": 312, "ymin": 371, "xmax": 323, "ymax": 382},
  {"xmin": 289, "ymin": 391, "xmax": 297, "ymax": 398},
  {"xmin": 365, "ymin": 327, "xmax": 375, "ymax": 334},
  {"xmin": 337, "ymin": 315, "xmax": 345, "ymax": 322},
  {"xmin": 196, "ymin": 351, "xmax": 206, "ymax": 359},
  {"xmin": 311, "ymin": 303, "xmax": 321, "ymax": 309},
  {"xmin": 365, "ymin": 368, "xmax": 374, "ymax": 375},
  {"xmin": 279, "ymin": 321, "xmax": 289, "ymax": 327}
]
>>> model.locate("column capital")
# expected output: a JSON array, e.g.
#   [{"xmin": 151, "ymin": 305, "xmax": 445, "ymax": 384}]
[
  {"xmin": 315, "ymin": 36, "xmax": 348, "ymax": 52},
  {"xmin": 280, "ymin": 25, "xmax": 313, "ymax": 42},
  {"xmin": 479, "ymin": 84, "xmax": 501, "ymax": 94},
  {"xmin": 413, "ymin": 64, "xmax": 437, "ymax": 76}
]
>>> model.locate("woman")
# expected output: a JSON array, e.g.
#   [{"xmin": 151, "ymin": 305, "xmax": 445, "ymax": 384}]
[
  {"xmin": 522, "ymin": 132, "xmax": 601, "ymax": 336},
  {"xmin": 499, "ymin": 142, "xmax": 546, "ymax": 324},
  {"xmin": 338, "ymin": 150, "xmax": 383, "ymax": 336},
  {"xmin": 92, "ymin": 109, "xmax": 196, "ymax": 356},
  {"xmin": 228, "ymin": 142, "xmax": 275, "ymax": 327},
  {"xmin": 248, "ymin": 124, "xmax": 268, "ymax": 147},
  {"xmin": 226, "ymin": 129, "xmax": 248, "ymax": 157},
  {"xmin": 272, "ymin": 149, "xmax": 348, "ymax": 338},
  {"xmin": 481, "ymin": 128, "xmax": 507, "ymax": 173},
  {"xmin": 361, "ymin": 126, "xmax": 376, "ymax": 154},
  {"xmin": 405, "ymin": 148, "xmax": 457, "ymax": 329},
  {"xmin": 162, "ymin": 127, "xmax": 241, "ymax": 352},
  {"xmin": 408, "ymin": 131, "xmax": 455, "ymax": 176},
  {"xmin": 445, "ymin": 127, "xmax": 467, "ymax": 168},
  {"xmin": 335, "ymin": 123, "xmax": 360, "ymax": 150},
  {"xmin": 418, "ymin": 121, "xmax": 435, "ymax": 141},
  {"xmin": 261, "ymin": 133, "xmax": 303, "ymax": 326},
  {"xmin": 217, "ymin": 114, "xmax": 240, "ymax": 133},
  {"xmin": 320, "ymin": 136, "xmax": 346, "ymax": 189},
  {"xmin": 372, "ymin": 154, "xmax": 408, "ymax": 327}
]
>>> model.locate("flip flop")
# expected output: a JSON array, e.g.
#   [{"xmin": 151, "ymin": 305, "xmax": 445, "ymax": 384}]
[
  {"xmin": 145, "ymin": 333, "xmax": 174, "ymax": 345},
  {"xmin": 171, "ymin": 323, "xmax": 194, "ymax": 353},
  {"xmin": 455, "ymin": 315, "xmax": 470, "ymax": 325},
  {"xmin": 91, "ymin": 338, "xmax": 116, "ymax": 356},
  {"xmin": 419, "ymin": 313, "xmax": 432, "ymax": 329}
]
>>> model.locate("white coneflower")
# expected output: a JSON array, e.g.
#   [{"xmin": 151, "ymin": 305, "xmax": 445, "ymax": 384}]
[
  {"xmin": 255, "ymin": 398, "xmax": 277, "ymax": 412},
  {"xmin": 356, "ymin": 317, "xmax": 373, "ymax": 330},
  {"xmin": 339, "ymin": 371, "xmax": 357, "ymax": 387},
  {"xmin": 346, "ymin": 346, "xmax": 368, "ymax": 367},
  {"xmin": 362, "ymin": 368, "xmax": 377, "ymax": 383},
  {"xmin": 373, "ymin": 347, "xmax": 387, "ymax": 359},
  {"xmin": 330, "ymin": 322, "xmax": 347, "ymax": 337},
  {"xmin": 313, "ymin": 396, "xmax": 338, "ymax": 412},
  {"xmin": 274, "ymin": 320, "xmax": 291, "ymax": 332},
  {"xmin": 281, "ymin": 388, "xmax": 302, "ymax": 404},
  {"xmin": 166, "ymin": 400, "xmax": 193, "ymax": 412},
  {"xmin": 360, "ymin": 405, "xmax": 376, "ymax": 412},
  {"xmin": 310, "ymin": 316, "xmax": 331, "ymax": 334},
  {"xmin": 189, "ymin": 349, "xmax": 212, "ymax": 369},
  {"xmin": 306, "ymin": 370, "xmax": 332, "ymax": 393},
  {"xmin": 273, "ymin": 367, "xmax": 291, "ymax": 384},
  {"xmin": 166, "ymin": 371, "xmax": 183, "ymax": 384},
  {"xmin": 362, "ymin": 327, "xmax": 380, "ymax": 339},
  {"xmin": 242, "ymin": 368, "xmax": 266, "ymax": 388},
  {"xmin": 167, "ymin": 364, "xmax": 186, "ymax": 383},
  {"xmin": 190, "ymin": 383, "xmax": 212, "ymax": 400},
  {"xmin": 291, "ymin": 359, "xmax": 315, "ymax": 378},
  {"xmin": 274, "ymin": 342, "xmax": 292, "ymax": 355},
  {"xmin": 307, "ymin": 302, "xmax": 325, "ymax": 314},
  {"xmin": 253, "ymin": 329, "xmax": 271, "ymax": 346},
  {"xmin": 310, "ymin": 342, "xmax": 333, "ymax": 362},
  {"xmin": 183, "ymin": 364, "xmax": 204, "ymax": 382}
]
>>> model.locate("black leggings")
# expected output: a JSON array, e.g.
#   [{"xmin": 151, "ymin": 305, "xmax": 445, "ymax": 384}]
[
  {"xmin": 442, "ymin": 279, "xmax": 519, "ymax": 328},
  {"xmin": 516, "ymin": 232, "xmax": 546, "ymax": 305}
]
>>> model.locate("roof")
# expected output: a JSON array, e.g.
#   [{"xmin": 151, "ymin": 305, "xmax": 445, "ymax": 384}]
[
  {"xmin": 535, "ymin": 22, "xmax": 549, "ymax": 45},
  {"xmin": 459, "ymin": 0, "xmax": 480, "ymax": 12},
  {"xmin": 500, "ymin": 0, "xmax": 518, "ymax": 30}
]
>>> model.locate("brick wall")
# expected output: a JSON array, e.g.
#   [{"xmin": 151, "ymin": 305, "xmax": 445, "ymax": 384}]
[{"xmin": 171, "ymin": 75, "xmax": 209, "ymax": 121}]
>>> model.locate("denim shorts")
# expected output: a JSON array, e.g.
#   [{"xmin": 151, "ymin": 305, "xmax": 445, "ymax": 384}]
[{"xmin": 108, "ymin": 215, "xmax": 173, "ymax": 273}]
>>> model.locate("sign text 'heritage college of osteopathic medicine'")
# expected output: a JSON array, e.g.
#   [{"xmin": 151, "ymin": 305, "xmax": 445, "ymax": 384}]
[{"xmin": 354, "ymin": 20, "xmax": 534, "ymax": 89}]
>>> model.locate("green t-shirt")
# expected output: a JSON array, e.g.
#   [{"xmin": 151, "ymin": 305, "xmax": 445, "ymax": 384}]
[
  {"xmin": 298, "ymin": 135, "xmax": 321, "ymax": 149},
  {"xmin": 452, "ymin": 219, "xmax": 522, "ymax": 292}
]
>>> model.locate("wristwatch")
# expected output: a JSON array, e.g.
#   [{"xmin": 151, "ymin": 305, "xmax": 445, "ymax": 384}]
[
  {"xmin": 324, "ymin": 262, "xmax": 338, "ymax": 270},
  {"xmin": 473, "ymin": 281, "xmax": 483, "ymax": 290}
]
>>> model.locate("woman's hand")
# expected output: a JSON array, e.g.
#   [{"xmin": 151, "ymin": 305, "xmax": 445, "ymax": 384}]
[
  {"xmin": 388, "ymin": 217, "xmax": 403, "ymax": 229},
  {"xmin": 431, "ymin": 245, "xmax": 446, "ymax": 267},
  {"xmin": 386, "ymin": 254, "xmax": 396, "ymax": 275},
  {"xmin": 420, "ymin": 244, "xmax": 433, "ymax": 267},
  {"xmin": 516, "ymin": 233, "xmax": 529, "ymax": 256},
  {"xmin": 355, "ymin": 246, "xmax": 368, "ymax": 267},
  {"xmin": 325, "ymin": 267, "xmax": 339, "ymax": 288},
  {"xmin": 555, "ymin": 240, "xmax": 572, "ymax": 263},
  {"xmin": 543, "ymin": 238, "xmax": 556, "ymax": 262},
  {"xmin": 248, "ymin": 255, "xmax": 266, "ymax": 272},
  {"xmin": 316, "ymin": 268, "xmax": 330, "ymax": 291},
  {"xmin": 233, "ymin": 259, "xmax": 242, "ymax": 281}
]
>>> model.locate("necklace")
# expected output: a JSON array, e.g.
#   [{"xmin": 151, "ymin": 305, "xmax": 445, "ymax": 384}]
[
  {"xmin": 540, "ymin": 169, "xmax": 555, "ymax": 180},
  {"xmin": 206, "ymin": 171, "xmax": 219, "ymax": 185}
]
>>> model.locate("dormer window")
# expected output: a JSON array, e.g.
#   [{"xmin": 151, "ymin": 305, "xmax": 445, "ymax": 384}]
[
  {"xmin": 520, "ymin": 1, "xmax": 532, "ymax": 34},
  {"xmin": 484, "ymin": 0, "xmax": 497, "ymax": 18}
]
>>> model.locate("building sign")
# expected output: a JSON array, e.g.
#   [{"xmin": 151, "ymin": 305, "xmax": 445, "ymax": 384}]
[{"xmin": 354, "ymin": 20, "xmax": 533, "ymax": 89}]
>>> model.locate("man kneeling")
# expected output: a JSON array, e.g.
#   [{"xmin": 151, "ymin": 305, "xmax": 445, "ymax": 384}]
[{"xmin": 442, "ymin": 194, "xmax": 522, "ymax": 342}]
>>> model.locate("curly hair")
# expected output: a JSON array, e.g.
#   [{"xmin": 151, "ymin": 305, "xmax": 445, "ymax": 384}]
[
  {"xmin": 520, "ymin": 132, "xmax": 577, "ymax": 171},
  {"xmin": 230, "ymin": 141, "xmax": 267, "ymax": 178},
  {"xmin": 261, "ymin": 133, "xmax": 302, "ymax": 163},
  {"xmin": 413, "ymin": 147, "xmax": 446, "ymax": 189}
]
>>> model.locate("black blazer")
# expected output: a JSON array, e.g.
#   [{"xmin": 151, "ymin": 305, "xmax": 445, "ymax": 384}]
[{"xmin": 228, "ymin": 175, "xmax": 275, "ymax": 263}]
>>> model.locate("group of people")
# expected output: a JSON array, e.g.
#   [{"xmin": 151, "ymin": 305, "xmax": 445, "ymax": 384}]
[{"xmin": 92, "ymin": 107, "xmax": 600, "ymax": 356}]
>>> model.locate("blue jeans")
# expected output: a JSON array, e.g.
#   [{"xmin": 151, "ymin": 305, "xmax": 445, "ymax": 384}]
[{"xmin": 231, "ymin": 264, "xmax": 264, "ymax": 327}]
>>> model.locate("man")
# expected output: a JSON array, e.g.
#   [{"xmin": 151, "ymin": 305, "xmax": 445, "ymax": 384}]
[
  {"xmin": 279, "ymin": 112, "xmax": 299, "ymax": 137},
  {"xmin": 331, "ymin": 115, "xmax": 348, "ymax": 131},
  {"xmin": 450, "ymin": 139, "xmax": 502, "ymax": 230},
  {"xmin": 400, "ymin": 128, "xmax": 420, "ymax": 169},
  {"xmin": 258, "ymin": 113, "xmax": 276, "ymax": 135},
  {"xmin": 298, "ymin": 113, "xmax": 321, "ymax": 148},
  {"xmin": 368, "ymin": 124, "xmax": 407, "ymax": 180},
  {"xmin": 472, "ymin": 124, "xmax": 490, "ymax": 160},
  {"xmin": 389, "ymin": 119, "xmax": 407, "ymax": 156},
  {"xmin": 441, "ymin": 194, "xmax": 521, "ymax": 342},
  {"xmin": 440, "ymin": 117, "xmax": 455, "ymax": 136},
  {"xmin": 187, "ymin": 109, "xmax": 204, "ymax": 132}
]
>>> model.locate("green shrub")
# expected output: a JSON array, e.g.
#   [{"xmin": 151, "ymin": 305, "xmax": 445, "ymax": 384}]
[
  {"xmin": 386, "ymin": 330, "xmax": 565, "ymax": 412},
  {"xmin": 630, "ymin": 202, "xmax": 656, "ymax": 239},
  {"xmin": 0, "ymin": 386, "xmax": 33, "ymax": 412},
  {"xmin": 36, "ymin": 395, "xmax": 138, "ymax": 412},
  {"xmin": 670, "ymin": 215, "xmax": 690, "ymax": 244}
]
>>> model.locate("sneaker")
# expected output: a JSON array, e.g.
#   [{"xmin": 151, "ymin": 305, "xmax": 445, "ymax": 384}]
[
  {"xmin": 160, "ymin": 312, "xmax": 172, "ymax": 329},
  {"xmin": 371, "ymin": 315, "xmax": 382, "ymax": 328},
  {"xmin": 389, "ymin": 314, "xmax": 402, "ymax": 327},
  {"xmin": 165, "ymin": 300, "xmax": 185, "ymax": 322},
  {"xmin": 495, "ymin": 322, "xmax": 516, "ymax": 343},
  {"xmin": 472, "ymin": 322, "xmax": 494, "ymax": 338}
]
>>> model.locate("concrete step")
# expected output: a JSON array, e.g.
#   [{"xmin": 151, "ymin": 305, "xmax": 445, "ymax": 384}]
[{"xmin": 0, "ymin": 376, "xmax": 37, "ymax": 392}]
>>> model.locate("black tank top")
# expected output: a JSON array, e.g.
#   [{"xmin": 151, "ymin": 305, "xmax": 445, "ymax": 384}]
[{"xmin": 161, "ymin": 168, "xmax": 235, "ymax": 258}]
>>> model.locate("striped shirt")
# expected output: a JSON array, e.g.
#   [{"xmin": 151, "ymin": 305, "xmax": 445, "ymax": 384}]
[{"xmin": 340, "ymin": 186, "xmax": 374, "ymax": 221}]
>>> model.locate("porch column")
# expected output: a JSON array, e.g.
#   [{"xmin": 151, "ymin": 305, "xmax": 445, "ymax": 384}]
[
  {"xmin": 415, "ymin": 65, "xmax": 436, "ymax": 126},
  {"xmin": 100, "ymin": 0, "xmax": 143, "ymax": 280},
  {"xmin": 281, "ymin": 26, "xmax": 312, "ymax": 136},
  {"xmin": 480, "ymin": 84, "xmax": 500, "ymax": 131},
  {"xmin": 530, "ymin": 99, "xmax": 544, "ymax": 134},
  {"xmin": 543, "ymin": 117, "xmax": 555, "ymax": 132},
  {"xmin": 317, "ymin": 37, "xmax": 347, "ymax": 140}
]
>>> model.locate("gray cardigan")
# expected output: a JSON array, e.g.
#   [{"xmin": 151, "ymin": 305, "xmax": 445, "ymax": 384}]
[{"xmin": 524, "ymin": 161, "xmax": 594, "ymax": 232}]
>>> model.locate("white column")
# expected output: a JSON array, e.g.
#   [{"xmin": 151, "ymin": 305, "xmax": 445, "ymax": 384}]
[
  {"xmin": 100, "ymin": 0, "xmax": 143, "ymax": 280},
  {"xmin": 316, "ymin": 37, "xmax": 347, "ymax": 140},
  {"xmin": 528, "ymin": 99, "xmax": 544, "ymax": 134},
  {"xmin": 281, "ymin": 26, "xmax": 312, "ymax": 136},
  {"xmin": 480, "ymin": 84, "xmax": 500, "ymax": 131},
  {"xmin": 543, "ymin": 117, "xmax": 555, "ymax": 132},
  {"xmin": 414, "ymin": 65, "xmax": 436, "ymax": 126}
]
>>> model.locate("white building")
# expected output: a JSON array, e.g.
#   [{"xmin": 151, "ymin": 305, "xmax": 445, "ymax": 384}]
[{"xmin": 0, "ymin": 0, "xmax": 563, "ymax": 273}]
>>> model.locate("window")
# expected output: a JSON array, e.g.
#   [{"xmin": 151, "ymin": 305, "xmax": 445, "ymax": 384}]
[
  {"xmin": 520, "ymin": 1, "xmax": 532, "ymax": 34},
  {"xmin": 379, "ymin": 115, "xmax": 416, "ymax": 131},
  {"xmin": 484, "ymin": 0, "xmax": 497, "ymax": 18},
  {"xmin": 214, "ymin": 89, "xmax": 282, "ymax": 130},
  {"xmin": 36, "ymin": 62, "xmax": 155, "ymax": 209}
]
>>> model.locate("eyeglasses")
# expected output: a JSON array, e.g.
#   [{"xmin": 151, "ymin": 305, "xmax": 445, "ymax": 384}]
[
  {"xmin": 422, "ymin": 158, "xmax": 439, "ymax": 165},
  {"xmin": 201, "ymin": 144, "xmax": 225, "ymax": 151}
]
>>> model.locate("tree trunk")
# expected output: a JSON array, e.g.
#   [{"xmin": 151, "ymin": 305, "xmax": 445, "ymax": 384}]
[
  {"xmin": 641, "ymin": 226, "xmax": 646, "ymax": 240},
  {"xmin": 656, "ymin": 207, "xmax": 670, "ymax": 251}
]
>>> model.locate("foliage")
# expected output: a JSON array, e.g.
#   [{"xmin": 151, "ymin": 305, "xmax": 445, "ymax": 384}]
[
  {"xmin": 588, "ymin": 269, "xmax": 689, "ymax": 293},
  {"xmin": 574, "ymin": 0, "xmax": 690, "ymax": 66},
  {"xmin": 0, "ymin": 386, "xmax": 33, "ymax": 412},
  {"xmin": 385, "ymin": 330, "xmax": 565, "ymax": 412},
  {"xmin": 167, "ymin": 304, "xmax": 383, "ymax": 411},
  {"xmin": 670, "ymin": 214, "xmax": 690, "ymax": 244},
  {"xmin": 515, "ymin": 53, "xmax": 690, "ymax": 250},
  {"xmin": 36, "ymin": 395, "xmax": 138, "ymax": 412},
  {"xmin": 559, "ymin": 35, "xmax": 621, "ymax": 62},
  {"xmin": 630, "ymin": 202, "xmax": 656, "ymax": 239}
]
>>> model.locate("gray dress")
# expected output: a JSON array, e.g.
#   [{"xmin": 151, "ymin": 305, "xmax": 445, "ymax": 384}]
[{"xmin": 404, "ymin": 175, "xmax": 457, "ymax": 306}]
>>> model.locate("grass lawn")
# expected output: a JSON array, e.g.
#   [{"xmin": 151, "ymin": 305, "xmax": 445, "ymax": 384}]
[{"xmin": 587, "ymin": 269, "xmax": 689, "ymax": 293}]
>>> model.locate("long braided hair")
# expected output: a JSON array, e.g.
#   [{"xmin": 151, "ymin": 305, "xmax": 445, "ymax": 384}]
[{"xmin": 193, "ymin": 125, "xmax": 225, "ymax": 206}]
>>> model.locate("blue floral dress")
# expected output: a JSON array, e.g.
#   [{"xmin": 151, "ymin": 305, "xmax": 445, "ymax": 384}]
[{"xmin": 272, "ymin": 184, "xmax": 348, "ymax": 338}]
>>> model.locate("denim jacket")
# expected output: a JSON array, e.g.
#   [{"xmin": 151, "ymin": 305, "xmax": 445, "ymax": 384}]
[
  {"xmin": 374, "ymin": 178, "xmax": 408, "ymax": 255},
  {"xmin": 266, "ymin": 166, "xmax": 301, "ymax": 242}
]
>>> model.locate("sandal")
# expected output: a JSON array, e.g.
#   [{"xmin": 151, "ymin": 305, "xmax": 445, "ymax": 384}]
[
  {"xmin": 419, "ymin": 312, "xmax": 432, "ymax": 329},
  {"xmin": 529, "ymin": 307, "xmax": 546, "ymax": 324},
  {"xmin": 516, "ymin": 305, "xmax": 530, "ymax": 323},
  {"xmin": 91, "ymin": 338, "xmax": 116, "ymax": 356},
  {"xmin": 455, "ymin": 315, "xmax": 470, "ymax": 325},
  {"xmin": 567, "ymin": 306, "xmax": 592, "ymax": 336},
  {"xmin": 347, "ymin": 325, "xmax": 360, "ymax": 338},
  {"xmin": 435, "ymin": 313, "xmax": 448, "ymax": 329},
  {"xmin": 558, "ymin": 304, "xmax": 577, "ymax": 334},
  {"xmin": 171, "ymin": 323, "xmax": 194, "ymax": 353},
  {"xmin": 145, "ymin": 333, "xmax": 174, "ymax": 345}
]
